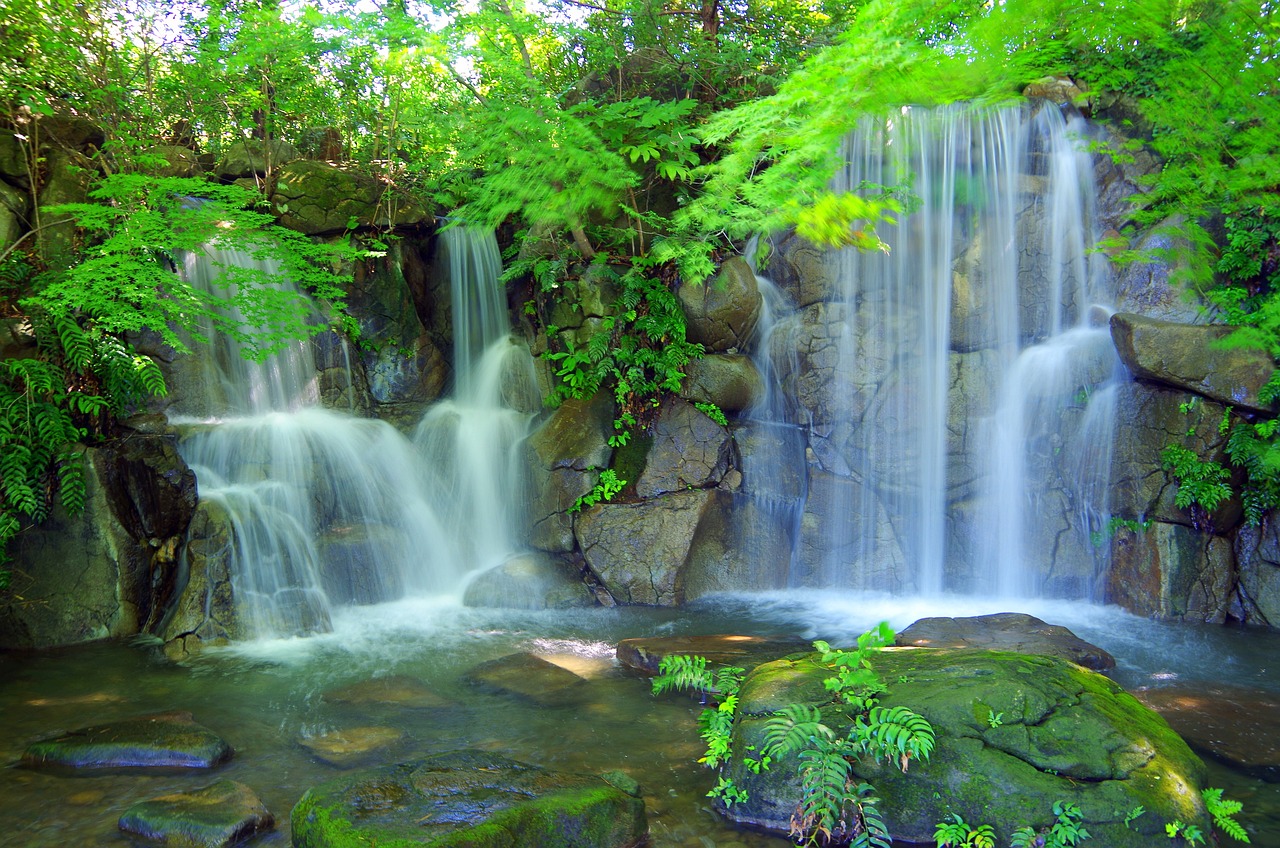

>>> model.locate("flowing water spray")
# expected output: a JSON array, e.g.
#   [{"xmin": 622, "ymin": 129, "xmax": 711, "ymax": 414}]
[
  {"xmin": 172, "ymin": 229, "xmax": 533, "ymax": 639},
  {"xmin": 753, "ymin": 102, "xmax": 1118, "ymax": 598}
]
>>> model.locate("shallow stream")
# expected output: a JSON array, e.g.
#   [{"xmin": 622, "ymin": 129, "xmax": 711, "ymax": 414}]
[{"xmin": 2, "ymin": 594, "xmax": 1277, "ymax": 847}]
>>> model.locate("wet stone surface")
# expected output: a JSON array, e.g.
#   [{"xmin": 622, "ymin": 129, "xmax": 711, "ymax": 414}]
[
  {"xmin": 616, "ymin": 634, "xmax": 810, "ymax": 677},
  {"xmin": 894, "ymin": 611, "xmax": 1117, "ymax": 670},
  {"xmin": 21, "ymin": 711, "xmax": 232, "ymax": 772},
  {"xmin": 1135, "ymin": 685, "xmax": 1280, "ymax": 781},
  {"xmin": 322, "ymin": 675, "xmax": 451, "ymax": 710},
  {"xmin": 297, "ymin": 726, "xmax": 406, "ymax": 769},
  {"xmin": 118, "ymin": 779, "xmax": 274, "ymax": 847},
  {"xmin": 465, "ymin": 652, "xmax": 587, "ymax": 706}
]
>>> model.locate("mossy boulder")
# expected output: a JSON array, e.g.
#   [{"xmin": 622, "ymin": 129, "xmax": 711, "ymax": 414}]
[
  {"xmin": 118, "ymin": 779, "xmax": 274, "ymax": 847},
  {"xmin": 720, "ymin": 649, "xmax": 1211, "ymax": 846},
  {"xmin": 291, "ymin": 750, "xmax": 647, "ymax": 848},
  {"xmin": 22, "ymin": 711, "xmax": 232, "ymax": 772},
  {"xmin": 271, "ymin": 159, "xmax": 432, "ymax": 235}
]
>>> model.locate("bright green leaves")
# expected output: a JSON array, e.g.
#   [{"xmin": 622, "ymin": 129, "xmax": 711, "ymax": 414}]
[
  {"xmin": 935, "ymin": 814, "xmax": 996, "ymax": 848},
  {"xmin": 1203, "ymin": 787, "xmax": 1250, "ymax": 843},
  {"xmin": 793, "ymin": 192, "xmax": 900, "ymax": 251}
]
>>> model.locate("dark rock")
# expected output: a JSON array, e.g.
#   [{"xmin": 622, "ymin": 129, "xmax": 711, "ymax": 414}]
[
  {"xmin": 271, "ymin": 159, "xmax": 431, "ymax": 235},
  {"xmin": 678, "ymin": 257, "xmax": 762, "ymax": 352},
  {"xmin": 722, "ymin": 649, "xmax": 1211, "ymax": 846},
  {"xmin": 796, "ymin": 468, "xmax": 908, "ymax": 591},
  {"xmin": 160, "ymin": 500, "xmax": 242, "ymax": 658},
  {"xmin": 635, "ymin": 398, "xmax": 732, "ymax": 498},
  {"xmin": 575, "ymin": 490, "xmax": 716, "ymax": 605},
  {"xmin": 1111, "ymin": 224, "xmax": 1203, "ymax": 322},
  {"xmin": 523, "ymin": 394, "xmax": 615, "ymax": 552},
  {"xmin": 682, "ymin": 490, "xmax": 797, "ymax": 596},
  {"xmin": 1107, "ymin": 522, "xmax": 1234, "ymax": 623},
  {"xmin": 36, "ymin": 147, "xmax": 91, "ymax": 269},
  {"xmin": 118, "ymin": 779, "xmax": 274, "ymax": 847},
  {"xmin": 1233, "ymin": 518, "xmax": 1280, "ymax": 626},
  {"xmin": 763, "ymin": 230, "xmax": 838, "ymax": 307},
  {"xmin": 0, "ymin": 180, "xmax": 28, "ymax": 253},
  {"xmin": 291, "ymin": 750, "xmax": 647, "ymax": 848},
  {"xmin": 22, "ymin": 711, "xmax": 232, "ymax": 771},
  {"xmin": 462, "ymin": 553, "xmax": 595, "ymax": 610},
  {"xmin": 1134, "ymin": 685, "xmax": 1280, "ymax": 780},
  {"xmin": 895, "ymin": 612, "xmax": 1115, "ymax": 670},
  {"xmin": 616, "ymin": 634, "xmax": 809, "ymax": 676},
  {"xmin": 678, "ymin": 354, "xmax": 763, "ymax": 413},
  {"xmin": 1111, "ymin": 312, "xmax": 1275, "ymax": 415},
  {"xmin": 299, "ymin": 727, "xmax": 405, "ymax": 769},
  {"xmin": 324, "ymin": 675, "xmax": 450, "ymax": 710},
  {"xmin": 466, "ymin": 652, "xmax": 586, "ymax": 706}
]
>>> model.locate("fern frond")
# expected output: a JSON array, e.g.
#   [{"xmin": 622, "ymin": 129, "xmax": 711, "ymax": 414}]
[
  {"xmin": 854, "ymin": 705, "xmax": 935, "ymax": 770},
  {"xmin": 652, "ymin": 654, "xmax": 714, "ymax": 696},
  {"xmin": 55, "ymin": 313, "xmax": 94, "ymax": 371},
  {"xmin": 763, "ymin": 703, "xmax": 832, "ymax": 759}
]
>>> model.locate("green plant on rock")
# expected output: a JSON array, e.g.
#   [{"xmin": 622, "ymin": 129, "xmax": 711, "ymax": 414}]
[
  {"xmin": 1010, "ymin": 801, "xmax": 1090, "ymax": 848},
  {"xmin": 1166, "ymin": 820, "xmax": 1205, "ymax": 845},
  {"xmin": 934, "ymin": 814, "xmax": 995, "ymax": 848},
  {"xmin": 651, "ymin": 654, "xmax": 747, "ymax": 804},
  {"xmin": 569, "ymin": 468, "xmax": 625, "ymax": 513}
]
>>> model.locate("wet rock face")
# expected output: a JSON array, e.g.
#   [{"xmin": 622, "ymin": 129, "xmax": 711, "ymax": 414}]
[
  {"xmin": 1107, "ymin": 523, "xmax": 1235, "ymax": 623},
  {"xmin": 635, "ymin": 399, "xmax": 732, "ymax": 498},
  {"xmin": 118, "ymin": 779, "xmax": 274, "ymax": 848},
  {"xmin": 299, "ymin": 727, "xmax": 405, "ymax": 769},
  {"xmin": 894, "ymin": 612, "xmax": 1116, "ymax": 670},
  {"xmin": 291, "ymin": 750, "xmax": 647, "ymax": 848},
  {"xmin": 721, "ymin": 649, "xmax": 1211, "ymax": 847},
  {"xmin": 1232, "ymin": 518, "xmax": 1280, "ymax": 627},
  {"xmin": 22, "ymin": 711, "xmax": 233, "ymax": 772},
  {"xmin": 677, "ymin": 257, "xmax": 762, "ymax": 353},
  {"xmin": 1111, "ymin": 312, "xmax": 1276, "ymax": 415},
  {"xmin": 462, "ymin": 553, "xmax": 595, "ymax": 610},
  {"xmin": 523, "ymin": 395, "xmax": 615, "ymax": 553},
  {"xmin": 465, "ymin": 652, "xmax": 587, "ymax": 706}
]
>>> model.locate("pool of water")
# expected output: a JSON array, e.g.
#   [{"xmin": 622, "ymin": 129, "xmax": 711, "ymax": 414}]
[{"xmin": 1, "ymin": 593, "xmax": 1276, "ymax": 847}]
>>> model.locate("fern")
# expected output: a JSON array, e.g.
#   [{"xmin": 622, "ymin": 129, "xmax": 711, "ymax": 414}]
[
  {"xmin": 652, "ymin": 654, "xmax": 714, "ymax": 697},
  {"xmin": 853, "ymin": 705, "xmax": 935, "ymax": 772},
  {"xmin": 1202, "ymin": 787, "xmax": 1249, "ymax": 843},
  {"xmin": 763, "ymin": 703, "xmax": 834, "ymax": 759}
]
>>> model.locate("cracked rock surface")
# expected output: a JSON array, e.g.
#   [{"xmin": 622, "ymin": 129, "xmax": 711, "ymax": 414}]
[{"xmin": 720, "ymin": 648, "xmax": 1210, "ymax": 846}]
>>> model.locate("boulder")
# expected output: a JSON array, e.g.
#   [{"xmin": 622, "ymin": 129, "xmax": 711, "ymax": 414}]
[
  {"xmin": 763, "ymin": 230, "xmax": 839, "ymax": 307},
  {"xmin": 160, "ymin": 500, "xmax": 243, "ymax": 658},
  {"xmin": 796, "ymin": 468, "xmax": 909, "ymax": 592},
  {"xmin": 1110, "ymin": 225, "xmax": 1204, "ymax": 323},
  {"xmin": 635, "ymin": 398, "xmax": 732, "ymax": 498},
  {"xmin": 462, "ymin": 553, "xmax": 595, "ymax": 610},
  {"xmin": 323, "ymin": 675, "xmax": 450, "ymax": 710},
  {"xmin": 894, "ymin": 612, "xmax": 1115, "ymax": 670},
  {"xmin": 522, "ymin": 394, "xmax": 615, "ymax": 552},
  {"xmin": 291, "ymin": 750, "xmax": 647, "ymax": 848},
  {"xmin": 1022, "ymin": 76, "xmax": 1086, "ymax": 105},
  {"xmin": 213, "ymin": 139, "xmax": 299, "ymax": 178},
  {"xmin": 299, "ymin": 727, "xmax": 405, "ymax": 769},
  {"xmin": 0, "ymin": 128, "xmax": 28, "ymax": 186},
  {"xmin": 682, "ymin": 490, "xmax": 797, "ymax": 596},
  {"xmin": 466, "ymin": 652, "xmax": 588, "ymax": 706},
  {"xmin": 720, "ymin": 649, "xmax": 1211, "ymax": 846},
  {"xmin": 22, "ymin": 711, "xmax": 232, "ymax": 771},
  {"xmin": 678, "ymin": 354, "xmax": 763, "ymax": 413},
  {"xmin": 678, "ymin": 257, "xmax": 762, "ymax": 352},
  {"xmin": 0, "ymin": 180, "xmax": 29, "ymax": 254},
  {"xmin": 35, "ymin": 147, "xmax": 91, "ymax": 269},
  {"xmin": 1111, "ymin": 312, "xmax": 1275, "ymax": 415},
  {"xmin": 140, "ymin": 145, "xmax": 204, "ymax": 178},
  {"xmin": 1106, "ymin": 521, "xmax": 1235, "ymax": 622},
  {"xmin": 118, "ymin": 779, "xmax": 274, "ymax": 848},
  {"xmin": 575, "ymin": 490, "xmax": 716, "ymax": 605},
  {"xmin": 270, "ymin": 159, "xmax": 431, "ymax": 235}
]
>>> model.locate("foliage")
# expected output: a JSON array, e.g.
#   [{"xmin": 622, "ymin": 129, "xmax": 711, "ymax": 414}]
[
  {"xmin": 544, "ymin": 264, "xmax": 703, "ymax": 445},
  {"xmin": 1160, "ymin": 444, "xmax": 1233, "ymax": 513},
  {"xmin": 1166, "ymin": 820, "xmax": 1205, "ymax": 845},
  {"xmin": 934, "ymin": 814, "xmax": 995, "ymax": 848},
  {"xmin": 651, "ymin": 654, "xmax": 747, "ymax": 804},
  {"xmin": 1010, "ymin": 801, "xmax": 1091, "ymax": 848},
  {"xmin": 569, "ymin": 468, "xmax": 626, "ymax": 513},
  {"xmin": 1202, "ymin": 787, "xmax": 1250, "ymax": 843}
]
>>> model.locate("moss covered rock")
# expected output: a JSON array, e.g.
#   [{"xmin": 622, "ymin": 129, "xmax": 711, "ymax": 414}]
[
  {"xmin": 291, "ymin": 750, "xmax": 647, "ymax": 848},
  {"xmin": 118, "ymin": 779, "xmax": 274, "ymax": 847},
  {"xmin": 720, "ymin": 648, "xmax": 1211, "ymax": 846},
  {"xmin": 22, "ymin": 711, "xmax": 232, "ymax": 772}
]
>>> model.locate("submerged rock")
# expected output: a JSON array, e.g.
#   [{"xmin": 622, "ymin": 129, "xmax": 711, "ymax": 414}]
[
  {"xmin": 291, "ymin": 750, "xmax": 647, "ymax": 848},
  {"xmin": 719, "ymin": 648, "xmax": 1210, "ymax": 846},
  {"xmin": 1135, "ymin": 684, "xmax": 1280, "ymax": 781},
  {"xmin": 299, "ymin": 726, "xmax": 406, "ymax": 769},
  {"xmin": 22, "ymin": 711, "xmax": 232, "ymax": 772},
  {"xmin": 462, "ymin": 553, "xmax": 595, "ymax": 610},
  {"xmin": 118, "ymin": 779, "xmax": 273, "ymax": 847},
  {"xmin": 616, "ymin": 634, "xmax": 809, "ymax": 676},
  {"xmin": 894, "ymin": 612, "xmax": 1116, "ymax": 670},
  {"xmin": 465, "ymin": 652, "xmax": 586, "ymax": 706},
  {"xmin": 323, "ymin": 675, "xmax": 450, "ymax": 710}
]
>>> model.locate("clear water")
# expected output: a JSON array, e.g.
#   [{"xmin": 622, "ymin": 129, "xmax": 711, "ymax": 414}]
[{"xmin": 2, "ymin": 596, "xmax": 1276, "ymax": 847}]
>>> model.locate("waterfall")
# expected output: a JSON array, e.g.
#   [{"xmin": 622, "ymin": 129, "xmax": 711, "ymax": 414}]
[
  {"xmin": 757, "ymin": 102, "xmax": 1118, "ymax": 598},
  {"xmin": 171, "ymin": 230, "xmax": 531, "ymax": 639},
  {"xmin": 414, "ymin": 227, "xmax": 539, "ymax": 575}
]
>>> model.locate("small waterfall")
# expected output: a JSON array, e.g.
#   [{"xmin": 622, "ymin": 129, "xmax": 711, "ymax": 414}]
[
  {"xmin": 759, "ymin": 102, "xmax": 1118, "ymax": 598},
  {"xmin": 172, "ymin": 242, "xmax": 481, "ymax": 639},
  {"xmin": 414, "ymin": 228, "xmax": 539, "ymax": 576}
]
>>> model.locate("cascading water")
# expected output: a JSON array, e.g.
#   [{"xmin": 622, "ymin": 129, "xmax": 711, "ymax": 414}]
[
  {"xmin": 171, "ymin": 230, "xmax": 533, "ymax": 639},
  {"xmin": 755, "ymin": 101, "xmax": 1119, "ymax": 598},
  {"xmin": 414, "ymin": 227, "xmax": 539, "ymax": 575}
]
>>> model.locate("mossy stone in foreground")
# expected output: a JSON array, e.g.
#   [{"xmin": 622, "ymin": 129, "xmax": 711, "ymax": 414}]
[
  {"xmin": 722, "ymin": 648, "xmax": 1212, "ymax": 847},
  {"xmin": 118, "ymin": 779, "xmax": 274, "ymax": 847},
  {"xmin": 22, "ymin": 711, "xmax": 232, "ymax": 771},
  {"xmin": 292, "ymin": 750, "xmax": 647, "ymax": 848}
]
